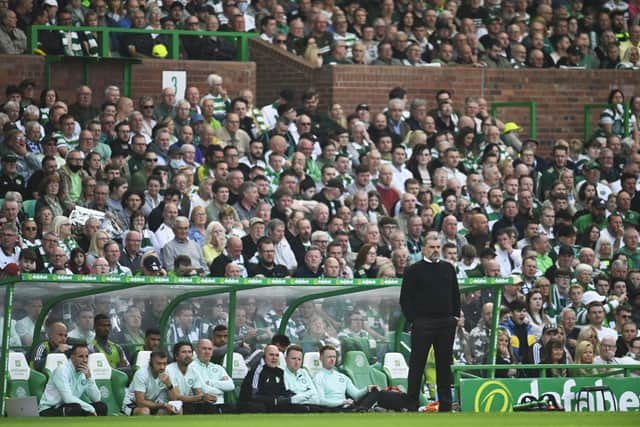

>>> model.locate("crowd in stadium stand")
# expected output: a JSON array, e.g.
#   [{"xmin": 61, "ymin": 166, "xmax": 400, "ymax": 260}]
[
  {"xmin": 2, "ymin": 0, "xmax": 640, "ymax": 414},
  {"xmin": 2, "ymin": 0, "xmax": 640, "ymax": 67}
]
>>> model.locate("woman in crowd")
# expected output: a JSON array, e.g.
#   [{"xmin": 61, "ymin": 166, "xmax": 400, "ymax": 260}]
[
  {"xmin": 577, "ymin": 324, "xmax": 600, "ymax": 355},
  {"xmin": 541, "ymin": 339, "xmax": 568, "ymax": 377},
  {"xmin": 117, "ymin": 189, "xmax": 145, "ymax": 231},
  {"xmin": 578, "ymin": 223, "xmax": 600, "ymax": 250},
  {"xmin": 406, "ymin": 143, "xmax": 432, "ymax": 186},
  {"xmin": 203, "ymin": 221, "xmax": 226, "ymax": 266},
  {"xmin": 68, "ymin": 248, "xmax": 91, "ymax": 275},
  {"xmin": 36, "ymin": 174, "xmax": 70, "ymax": 217},
  {"xmin": 38, "ymin": 88, "xmax": 58, "ymax": 124},
  {"xmin": 354, "ymin": 243, "xmax": 379, "ymax": 278},
  {"xmin": 36, "ymin": 206, "xmax": 55, "ymax": 237},
  {"xmin": 78, "ymin": 176, "xmax": 97, "ymax": 207},
  {"xmin": 188, "ymin": 206, "xmax": 208, "ymax": 247},
  {"xmin": 86, "ymin": 229, "xmax": 110, "ymax": 266},
  {"xmin": 83, "ymin": 152, "xmax": 103, "ymax": 179},
  {"xmin": 21, "ymin": 218, "xmax": 41, "ymax": 248},
  {"xmin": 130, "ymin": 210, "xmax": 159, "ymax": 253},
  {"xmin": 367, "ymin": 191, "xmax": 388, "ymax": 224},
  {"xmin": 53, "ymin": 215, "xmax": 79, "ymax": 256},
  {"xmin": 570, "ymin": 341, "xmax": 598, "ymax": 377},
  {"xmin": 525, "ymin": 288, "xmax": 552, "ymax": 339},
  {"xmin": 495, "ymin": 328, "xmax": 518, "ymax": 378}
]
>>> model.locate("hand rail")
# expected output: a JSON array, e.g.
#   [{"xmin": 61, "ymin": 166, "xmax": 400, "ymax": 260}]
[{"xmin": 27, "ymin": 25, "xmax": 259, "ymax": 61}]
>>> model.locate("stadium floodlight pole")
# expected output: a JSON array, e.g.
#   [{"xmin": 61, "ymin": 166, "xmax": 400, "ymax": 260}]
[{"xmin": 0, "ymin": 278, "xmax": 16, "ymax": 415}]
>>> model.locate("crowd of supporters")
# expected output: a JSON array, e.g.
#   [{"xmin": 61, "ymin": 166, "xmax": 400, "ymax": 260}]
[
  {"xmin": 0, "ymin": 75, "xmax": 639, "ymax": 382},
  {"xmin": 2, "ymin": 0, "xmax": 640, "ymax": 67}
]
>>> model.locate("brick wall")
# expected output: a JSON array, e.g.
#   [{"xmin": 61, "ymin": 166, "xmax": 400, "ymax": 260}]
[
  {"xmin": 3, "ymin": 53, "xmax": 639, "ymax": 158},
  {"xmin": 2, "ymin": 55, "xmax": 255, "ymax": 106},
  {"xmin": 249, "ymin": 38, "xmax": 332, "ymax": 110}
]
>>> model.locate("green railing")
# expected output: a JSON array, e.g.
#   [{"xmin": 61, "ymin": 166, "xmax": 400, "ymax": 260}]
[
  {"xmin": 0, "ymin": 274, "xmax": 510, "ymax": 414},
  {"xmin": 491, "ymin": 101, "xmax": 537, "ymax": 139},
  {"xmin": 27, "ymin": 25, "xmax": 258, "ymax": 61},
  {"xmin": 583, "ymin": 103, "xmax": 631, "ymax": 141}
]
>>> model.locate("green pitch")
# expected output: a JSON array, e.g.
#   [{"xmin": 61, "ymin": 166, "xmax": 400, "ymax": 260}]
[{"xmin": 2, "ymin": 412, "xmax": 638, "ymax": 427}]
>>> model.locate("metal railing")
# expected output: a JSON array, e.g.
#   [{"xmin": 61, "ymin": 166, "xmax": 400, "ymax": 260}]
[
  {"xmin": 27, "ymin": 25, "xmax": 259, "ymax": 61},
  {"xmin": 583, "ymin": 103, "xmax": 631, "ymax": 141},
  {"xmin": 491, "ymin": 101, "xmax": 537, "ymax": 139}
]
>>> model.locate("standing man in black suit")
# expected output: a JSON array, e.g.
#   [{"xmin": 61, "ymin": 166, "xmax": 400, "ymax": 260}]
[{"xmin": 400, "ymin": 235, "xmax": 461, "ymax": 412}]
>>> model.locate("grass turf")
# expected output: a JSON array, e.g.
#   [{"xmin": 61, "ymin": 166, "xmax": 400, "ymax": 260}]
[{"xmin": 2, "ymin": 412, "xmax": 638, "ymax": 427}]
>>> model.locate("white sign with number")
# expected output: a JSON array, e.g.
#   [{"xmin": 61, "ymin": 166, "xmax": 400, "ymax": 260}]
[{"xmin": 162, "ymin": 71, "xmax": 187, "ymax": 100}]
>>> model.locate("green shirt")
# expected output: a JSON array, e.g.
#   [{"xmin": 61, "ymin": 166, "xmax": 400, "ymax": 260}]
[{"xmin": 39, "ymin": 360, "xmax": 101, "ymax": 413}]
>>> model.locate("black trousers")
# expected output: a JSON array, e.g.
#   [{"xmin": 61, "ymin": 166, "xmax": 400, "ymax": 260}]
[
  {"xmin": 183, "ymin": 402, "xmax": 236, "ymax": 414},
  {"xmin": 407, "ymin": 316, "xmax": 456, "ymax": 412},
  {"xmin": 40, "ymin": 401, "xmax": 108, "ymax": 417}
]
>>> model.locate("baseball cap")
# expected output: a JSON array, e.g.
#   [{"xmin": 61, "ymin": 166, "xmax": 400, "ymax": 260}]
[
  {"xmin": 356, "ymin": 103, "xmax": 370, "ymax": 111},
  {"xmin": 509, "ymin": 274, "xmax": 523, "ymax": 286},
  {"xmin": 582, "ymin": 290, "xmax": 606, "ymax": 306},
  {"xmin": 484, "ymin": 14, "xmax": 502, "ymax": 25},
  {"xmin": 542, "ymin": 323, "xmax": 559, "ymax": 334},
  {"xmin": 2, "ymin": 153, "xmax": 17, "ymax": 162},
  {"xmin": 143, "ymin": 255, "xmax": 162, "ymax": 272},
  {"xmin": 326, "ymin": 178, "xmax": 344, "ymax": 191},
  {"xmin": 170, "ymin": 1, "xmax": 184, "ymax": 9},
  {"xmin": 43, "ymin": 0, "xmax": 58, "ymax": 6},
  {"xmin": 191, "ymin": 113, "xmax": 205, "ymax": 123},
  {"xmin": 592, "ymin": 198, "xmax": 606, "ymax": 209},
  {"xmin": 249, "ymin": 217, "xmax": 265, "ymax": 227},
  {"xmin": 583, "ymin": 160, "xmax": 600, "ymax": 171}
]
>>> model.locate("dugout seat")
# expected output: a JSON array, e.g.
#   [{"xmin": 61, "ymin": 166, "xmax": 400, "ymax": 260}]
[
  {"xmin": 6, "ymin": 352, "xmax": 47, "ymax": 403},
  {"xmin": 340, "ymin": 351, "xmax": 388, "ymax": 390},
  {"xmin": 303, "ymin": 352, "xmax": 322, "ymax": 378},
  {"xmin": 135, "ymin": 350, "xmax": 151, "ymax": 369},
  {"xmin": 88, "ymin": 353, "xmax": 128, "ymax": 415},
  {"xmin": 44, "ymin": 353, "xmax": 68, "ymax": 377},
  {"xmin": 382, "ymin": 352, "xmax": 409, "ymax": 392},
  {"xmin": 22, "ymin": 199, "xmax": 37, "ymax": 218}
]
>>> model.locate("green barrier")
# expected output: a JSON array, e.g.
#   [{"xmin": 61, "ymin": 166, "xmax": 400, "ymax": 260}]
[
  {"xmin": 583, "ymin": 103, "xmax": 631, "ymax": 141},
  {"xmin": 491, "ymin": 101, "xmax": 537, "ymax": 139},
  {"xmin": 458, "ymin": 372, "xmax": 640, "ymax": 412},
  {"xmin": 27, "ymin": 25, "xmax": 258, "ymax": 61}
]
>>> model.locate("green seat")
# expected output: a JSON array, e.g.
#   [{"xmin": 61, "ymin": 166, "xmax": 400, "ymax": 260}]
[
  {"xmin": 6, "ymin": 352, "xmax": 47, "ymax": 403},
  {"xmin": 340, "ymin": 351, "xmax": 388, "ymax": 390},
  {"xmin": 221, "ymin": 352, "xmax": 248, "ymax": 399},
  {"xmin": 88, "ymin": 353, "xmax": 128, "ymax": 415},
  {"xmin": 22, "ymin": 199, "xmax": 36, "ymax": 218},
  {"xmin": 381, "ymin": 352, "xmax": 408, "ymax": 392}
]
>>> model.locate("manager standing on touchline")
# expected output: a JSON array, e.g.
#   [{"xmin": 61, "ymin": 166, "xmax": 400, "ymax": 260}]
[{"xmin": 400, "ymin": 235, "xmax": 461, "ymax": 412}]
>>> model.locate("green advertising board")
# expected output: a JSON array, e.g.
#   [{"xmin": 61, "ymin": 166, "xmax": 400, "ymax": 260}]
[{"xmin": 460, "ymin": 377, "xmax": 640, "ymax": 412}]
